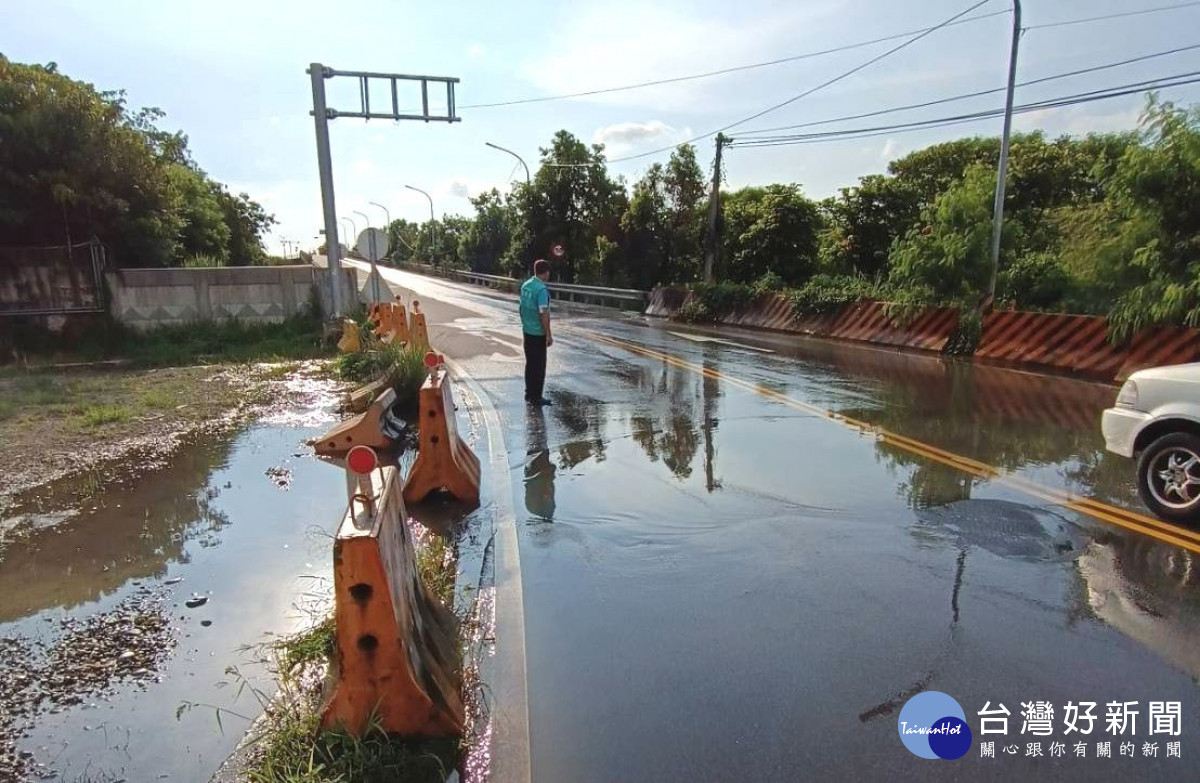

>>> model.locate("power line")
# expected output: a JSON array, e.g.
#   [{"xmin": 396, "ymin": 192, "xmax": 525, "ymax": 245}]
[
  {"xmin": 736, "ymin": 43, "xmax": 1200, "ymax": 138},
  {"xmin": 1025, "ymin": 1, "xmax": 1200, "ymax": 31},
  {"xmin": 727, "ymin": 72, "xmax": 1200, "ymax": 148},
  {"xmin": 460, "ymin": 8, "xmax": 1011, "ymax": 109},
  {"xmin": 606, "ymin": 0, "xmax": 993, "ymax": 164},
  {"xmin": 459, "ymin": 2, "xmax": 1200, "ymax": 112}
]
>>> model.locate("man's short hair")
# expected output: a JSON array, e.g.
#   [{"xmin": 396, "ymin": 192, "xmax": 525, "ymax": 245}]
[{"xmin": 533, "ymin": 259, "xmax": 550, "ymax": 276}]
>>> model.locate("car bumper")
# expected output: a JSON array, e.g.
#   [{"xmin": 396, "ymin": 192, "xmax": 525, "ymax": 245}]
[{"xmin": 1102, "ymin": 407, "xmax": 1151, "ymax": 458}]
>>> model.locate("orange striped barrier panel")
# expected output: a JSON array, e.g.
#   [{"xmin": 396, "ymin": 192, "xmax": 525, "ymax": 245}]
[
  {"xmin": 403, "ymin": 355, "xmax": 481, "ymax": 506},
  {"xmin": 321, "ymin": 445, "xmax": 464, "ymax": 736},
  {"xmin": 315, "ymin": 387, "xmax": 398, "ymax": 457}
]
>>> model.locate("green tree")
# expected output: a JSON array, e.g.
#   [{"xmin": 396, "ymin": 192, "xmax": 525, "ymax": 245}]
[
  {"xmin": 458, "ymin": 189, "xmax": 511, "ymax": 273},
  {"xmin": 721, "ymin": 184, "xmax": 822, "ymax": 285},
  {"xmin": 508, "ymin": 130, "xmax": 626, "ymax": 282},
  {"xmin": 887, "ymin": 163, "xmax": 1001, "ymax": 305},
  {"xmin": 167, "ymin": 164, "xmax": 230, "ymax": 262},
  {"xmin": 0, "ymin": 56, "xmax": 274, "ymax": 267},
  {"xmin": 1066, "ymin": 98, "xmax": 1200, "ymax": 337}
]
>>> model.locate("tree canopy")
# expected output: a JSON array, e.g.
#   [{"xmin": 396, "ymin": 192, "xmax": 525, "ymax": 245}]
[{"xmin": 0, "ymin": 56, "xmax": 274, "ymax": 266}]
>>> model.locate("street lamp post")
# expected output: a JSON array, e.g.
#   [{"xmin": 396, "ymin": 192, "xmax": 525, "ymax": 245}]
[
  {"xmin": 353, "ymin": 209, "xmax": 383, "ymax": 302},
  {"xmin": 405, "ymin": 185, "xmax": 436, "ymax": 265},
  {"xmin": 986, "ymin": 0, "xmax": 1022, "ymax": 310},
  {"xmin": 339, "ymin": 218, "xmax": 354, "ymax": 255},
  {"xmin": 485, "ymin": 141, "xmax": 530, "ymax": 186}
]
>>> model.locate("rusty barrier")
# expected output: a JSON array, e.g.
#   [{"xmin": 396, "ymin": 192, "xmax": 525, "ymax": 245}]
[
  {"xmin": 403, "ymin": 356, "xmax": 481, "ymax": 506},
  {"xmin": 320, "ymin": 446, "xmax": 464, "ymax": 736}
]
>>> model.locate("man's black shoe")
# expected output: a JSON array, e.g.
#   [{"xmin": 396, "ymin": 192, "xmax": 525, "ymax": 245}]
[{"xmin": 535, "ymin": 397, "xmax": 553, "ymax": 406}]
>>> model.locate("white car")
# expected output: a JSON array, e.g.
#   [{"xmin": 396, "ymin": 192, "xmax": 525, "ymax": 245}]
[{"xmin": 1102, "ymin": 362, "xmax": 1200, "ymax": 524}]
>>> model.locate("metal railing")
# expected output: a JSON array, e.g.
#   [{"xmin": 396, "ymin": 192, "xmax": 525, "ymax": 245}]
[{"xmin": 399, "ymin": 262, "xmax": 648, "ymax": 310}]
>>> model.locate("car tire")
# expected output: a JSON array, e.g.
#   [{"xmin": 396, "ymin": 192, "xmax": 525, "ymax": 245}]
[{"xmin": 1137, "ymin": 431, "xmax": 1200, "ymax": 525}]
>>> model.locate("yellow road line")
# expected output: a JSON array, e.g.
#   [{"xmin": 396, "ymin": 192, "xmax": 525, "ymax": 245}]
[{"xmin": 582, "ymin": 329, "xmax": 1200, "ymax": 555}]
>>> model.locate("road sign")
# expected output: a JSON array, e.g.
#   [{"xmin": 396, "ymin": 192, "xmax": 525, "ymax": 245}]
[
  {"xmin": 355, "ymin": 228, "xmax": 388, "ymax": 261},
  {"xmin": 550, "ymin": 243, "xmax": 565, "ymax": 258},
  {"xmin": 356, "ymin": 228, "xmax": 390, "ymax": 262}
]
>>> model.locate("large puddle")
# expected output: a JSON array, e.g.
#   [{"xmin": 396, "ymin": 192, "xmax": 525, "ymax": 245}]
[{"xmin": 0, "ymin": 368, "xmax": 347, "ymax": 782}]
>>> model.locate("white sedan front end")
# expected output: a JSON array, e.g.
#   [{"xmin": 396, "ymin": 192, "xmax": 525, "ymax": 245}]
[{"xmin": 1102, "ymin": 380, "xmax": 1150, "ymax": 458}]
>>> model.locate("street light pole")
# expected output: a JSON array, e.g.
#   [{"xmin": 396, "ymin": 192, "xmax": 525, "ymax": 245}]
[
  {"xmin": 339, "ymin": 218, "xmax": 354, "ymax": 254},
  {"xmin": 368, "ymin": 201, "xmax": 391, "ymax": 228},
  {"xmin": 405, "ymin": 185, "xmax": 436, "ymax": 265},
  {"xmin": 485, "ymin": 141, "xmax": 530, "ymax": 186},
  {"xmin": 353, "ymin": 209, "xmax": 383, "ymax": 302},
  {"xmin": 986, "ymin": 0, "xmax": 1022, "ymax": 310},
  {"xmin": 342, "ymin": 215, "xmax": 359, "ymax": 245}
]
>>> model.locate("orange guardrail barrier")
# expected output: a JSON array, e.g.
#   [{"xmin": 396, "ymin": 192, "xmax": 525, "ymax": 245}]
[
  {"xmin": 368, "ymin": 301, "xmax": 410, "ymax": 344},
  {"xmin": 321, "ymin": 445, "xmax": 464, "ymax": 736},
  {"xmin": 409, "ymin": 299, "xmax": 431, "ymax": 352},
  {"xmin": 315, "ymin": 387, "xmax": 402, "ymax": 457},
  {"xmin": 336, "ymin": 319, "xmax": 362, "ymax": 354},
  {"xmin": 403, "ymin": 354, "xmax": 481, "ymax": 506}
]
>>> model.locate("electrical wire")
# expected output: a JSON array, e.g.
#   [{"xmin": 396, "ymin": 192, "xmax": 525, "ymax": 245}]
[
  {"xmin": 727, "ymin": 72, "xmax": 1200, "ymax": 148},
  {"xmin": 459, "ymin": 8, "xmax": 1010, "ymax": 109},
  {"xmin": 1025, "ymin": 1, "xmax": 1200, "ymax": 31},
  {"xmin": 605, "ymin": 0, "xmax": 993, "ymax": 164},
  {"xmin": 735, "ymin": 43, "xmax": 1200, "ymax": 138},
  {"xmin": 459, "ymin": 2, "xmax": 1200, "ymax": 112}
]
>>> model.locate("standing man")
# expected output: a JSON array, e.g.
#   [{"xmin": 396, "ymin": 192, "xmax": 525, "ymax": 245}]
[{"xmin": 520, "ymin": 259, "xmax": 553, "ymax": 406}]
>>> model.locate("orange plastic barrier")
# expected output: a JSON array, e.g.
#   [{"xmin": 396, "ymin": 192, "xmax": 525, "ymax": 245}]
[
  {"xmin": 315, "ymin": 388, "xmax": 398, "ymax": 457},
  {"xmin": 403, "ymin": 363, "xmax": 480, "ymax": 506},
  {"xmin": 320, "ymin": 452, "xmax": 464, "ymax": 737},
  {"xmin": 409, "ymin": 300, "xmax": 431, "ymax": 352},
  {"xmin": 369, "ymin": 301, "xmax": 410, "ymax": 344}
]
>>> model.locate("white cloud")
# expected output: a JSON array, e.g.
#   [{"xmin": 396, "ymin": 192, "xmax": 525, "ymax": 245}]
[
  {"xmin": 448, "ymin": 180, "xmax": 470, "ymax": 198},
  {"xmin": 468, "ymin": 43, "xmax": 486, "ymax": 58},
  {"xmin": 593, "ymin": 120, "xmax": 692, "ymax": 155},
  {"xmin": 519, "ymin": 2, "xmax": 840, "ymax": 111},
  {"xmin": 881, "ymin": 138, "xmax": 902, "ymax": 161}
]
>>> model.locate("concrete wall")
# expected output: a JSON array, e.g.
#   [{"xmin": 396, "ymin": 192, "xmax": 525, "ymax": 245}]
[{"xmin": 107, "ymin": 265, "xmax": 355, "ymax": 329}]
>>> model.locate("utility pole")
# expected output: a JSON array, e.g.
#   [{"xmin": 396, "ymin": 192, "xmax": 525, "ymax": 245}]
[
  {"xmin": 986, "ymin": 1, "xmax": 1022, "ymax": 311},
  {"xmin": 703, "ymin": 133, "xmax": 730, "ymax": 284}
]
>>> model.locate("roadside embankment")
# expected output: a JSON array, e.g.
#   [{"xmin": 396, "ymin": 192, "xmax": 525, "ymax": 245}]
[{"xmin": 648, "ymin": 287, "xmax": 1200, "ymax": 382}]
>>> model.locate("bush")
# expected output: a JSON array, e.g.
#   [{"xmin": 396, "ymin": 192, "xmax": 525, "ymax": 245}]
[
  {"xmin": 333, "ymin": 341, "xmax": 427, "ymax": 408},
  {"xmin": 789, "ymin": 273, "xmax": 882, "ymax": 316},
  {"xmin": 998, "ymin": 251, "xmax": 1074, "ymax": 311}
]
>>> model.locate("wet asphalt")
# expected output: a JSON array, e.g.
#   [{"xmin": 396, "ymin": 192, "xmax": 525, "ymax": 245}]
[{"xmin": 368, "ymin": 265, "xmax": 1200, "ymax": 783}]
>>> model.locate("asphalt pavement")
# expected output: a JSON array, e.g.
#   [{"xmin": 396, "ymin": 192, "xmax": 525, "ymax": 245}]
[{"xmin": 348, "ymin": 263, "xmax": 1200, "ymax": 782}]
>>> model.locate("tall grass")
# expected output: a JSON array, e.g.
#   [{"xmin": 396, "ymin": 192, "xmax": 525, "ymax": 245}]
[{"xmin": 333, "ymin": 341, "xmax": 427, "ymax": 408}]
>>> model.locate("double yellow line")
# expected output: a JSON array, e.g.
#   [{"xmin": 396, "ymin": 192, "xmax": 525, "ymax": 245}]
[{"xmin": 584, "ymin": 329, "xmax": 1200, "ymax": 555}]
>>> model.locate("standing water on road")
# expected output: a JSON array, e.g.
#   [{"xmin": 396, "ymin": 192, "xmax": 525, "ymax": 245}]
[{"xmin": 0, "ymin": 367, "xmax": 345, "ymax": 782}]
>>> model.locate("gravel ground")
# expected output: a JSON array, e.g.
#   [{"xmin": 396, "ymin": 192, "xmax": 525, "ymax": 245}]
[{"xmin": 0, "ymin": 587, "xmax": 178, "ymax": 781}]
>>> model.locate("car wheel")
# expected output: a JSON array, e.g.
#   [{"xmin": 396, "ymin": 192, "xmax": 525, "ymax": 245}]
[{"xmin": 1137, "ymin": 432, "xmax": 1200, "ymax": 525}]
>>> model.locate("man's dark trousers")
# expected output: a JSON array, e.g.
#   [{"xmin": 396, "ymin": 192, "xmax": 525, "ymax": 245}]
[{"xmin": 524, "ymin": 332, "xmax": 547, "ymax": 401}]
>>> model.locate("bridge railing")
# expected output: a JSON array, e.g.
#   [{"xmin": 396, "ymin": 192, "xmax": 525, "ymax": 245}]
[{"xmin": 397, "ymin": 262, "xmax": 648, "ymax": 311}]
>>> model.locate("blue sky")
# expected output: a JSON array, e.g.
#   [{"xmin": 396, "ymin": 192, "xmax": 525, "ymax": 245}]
[{"xmin": 7, "ymin": 0, "xmax": 1200, "ymax": 255}]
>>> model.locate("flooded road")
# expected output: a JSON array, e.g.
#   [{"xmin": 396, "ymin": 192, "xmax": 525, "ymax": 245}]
[
  {"xmin": 368, "ymin": 265, "xmax": 1200, "ymax": 782},
  {"xmin": 0, "ymin": 370, "xmax": 344, "ymax": 782}
]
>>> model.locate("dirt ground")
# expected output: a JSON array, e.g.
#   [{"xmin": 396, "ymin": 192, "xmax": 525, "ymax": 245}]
[{"xmin": 0, "ymin": 362, "xmax": 304, "ymax": 515}]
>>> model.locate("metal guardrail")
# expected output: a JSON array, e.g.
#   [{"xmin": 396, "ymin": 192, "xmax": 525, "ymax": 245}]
[{"xmin": 399, "ymin": 263, "xmax": 648, "ymax": 310}]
